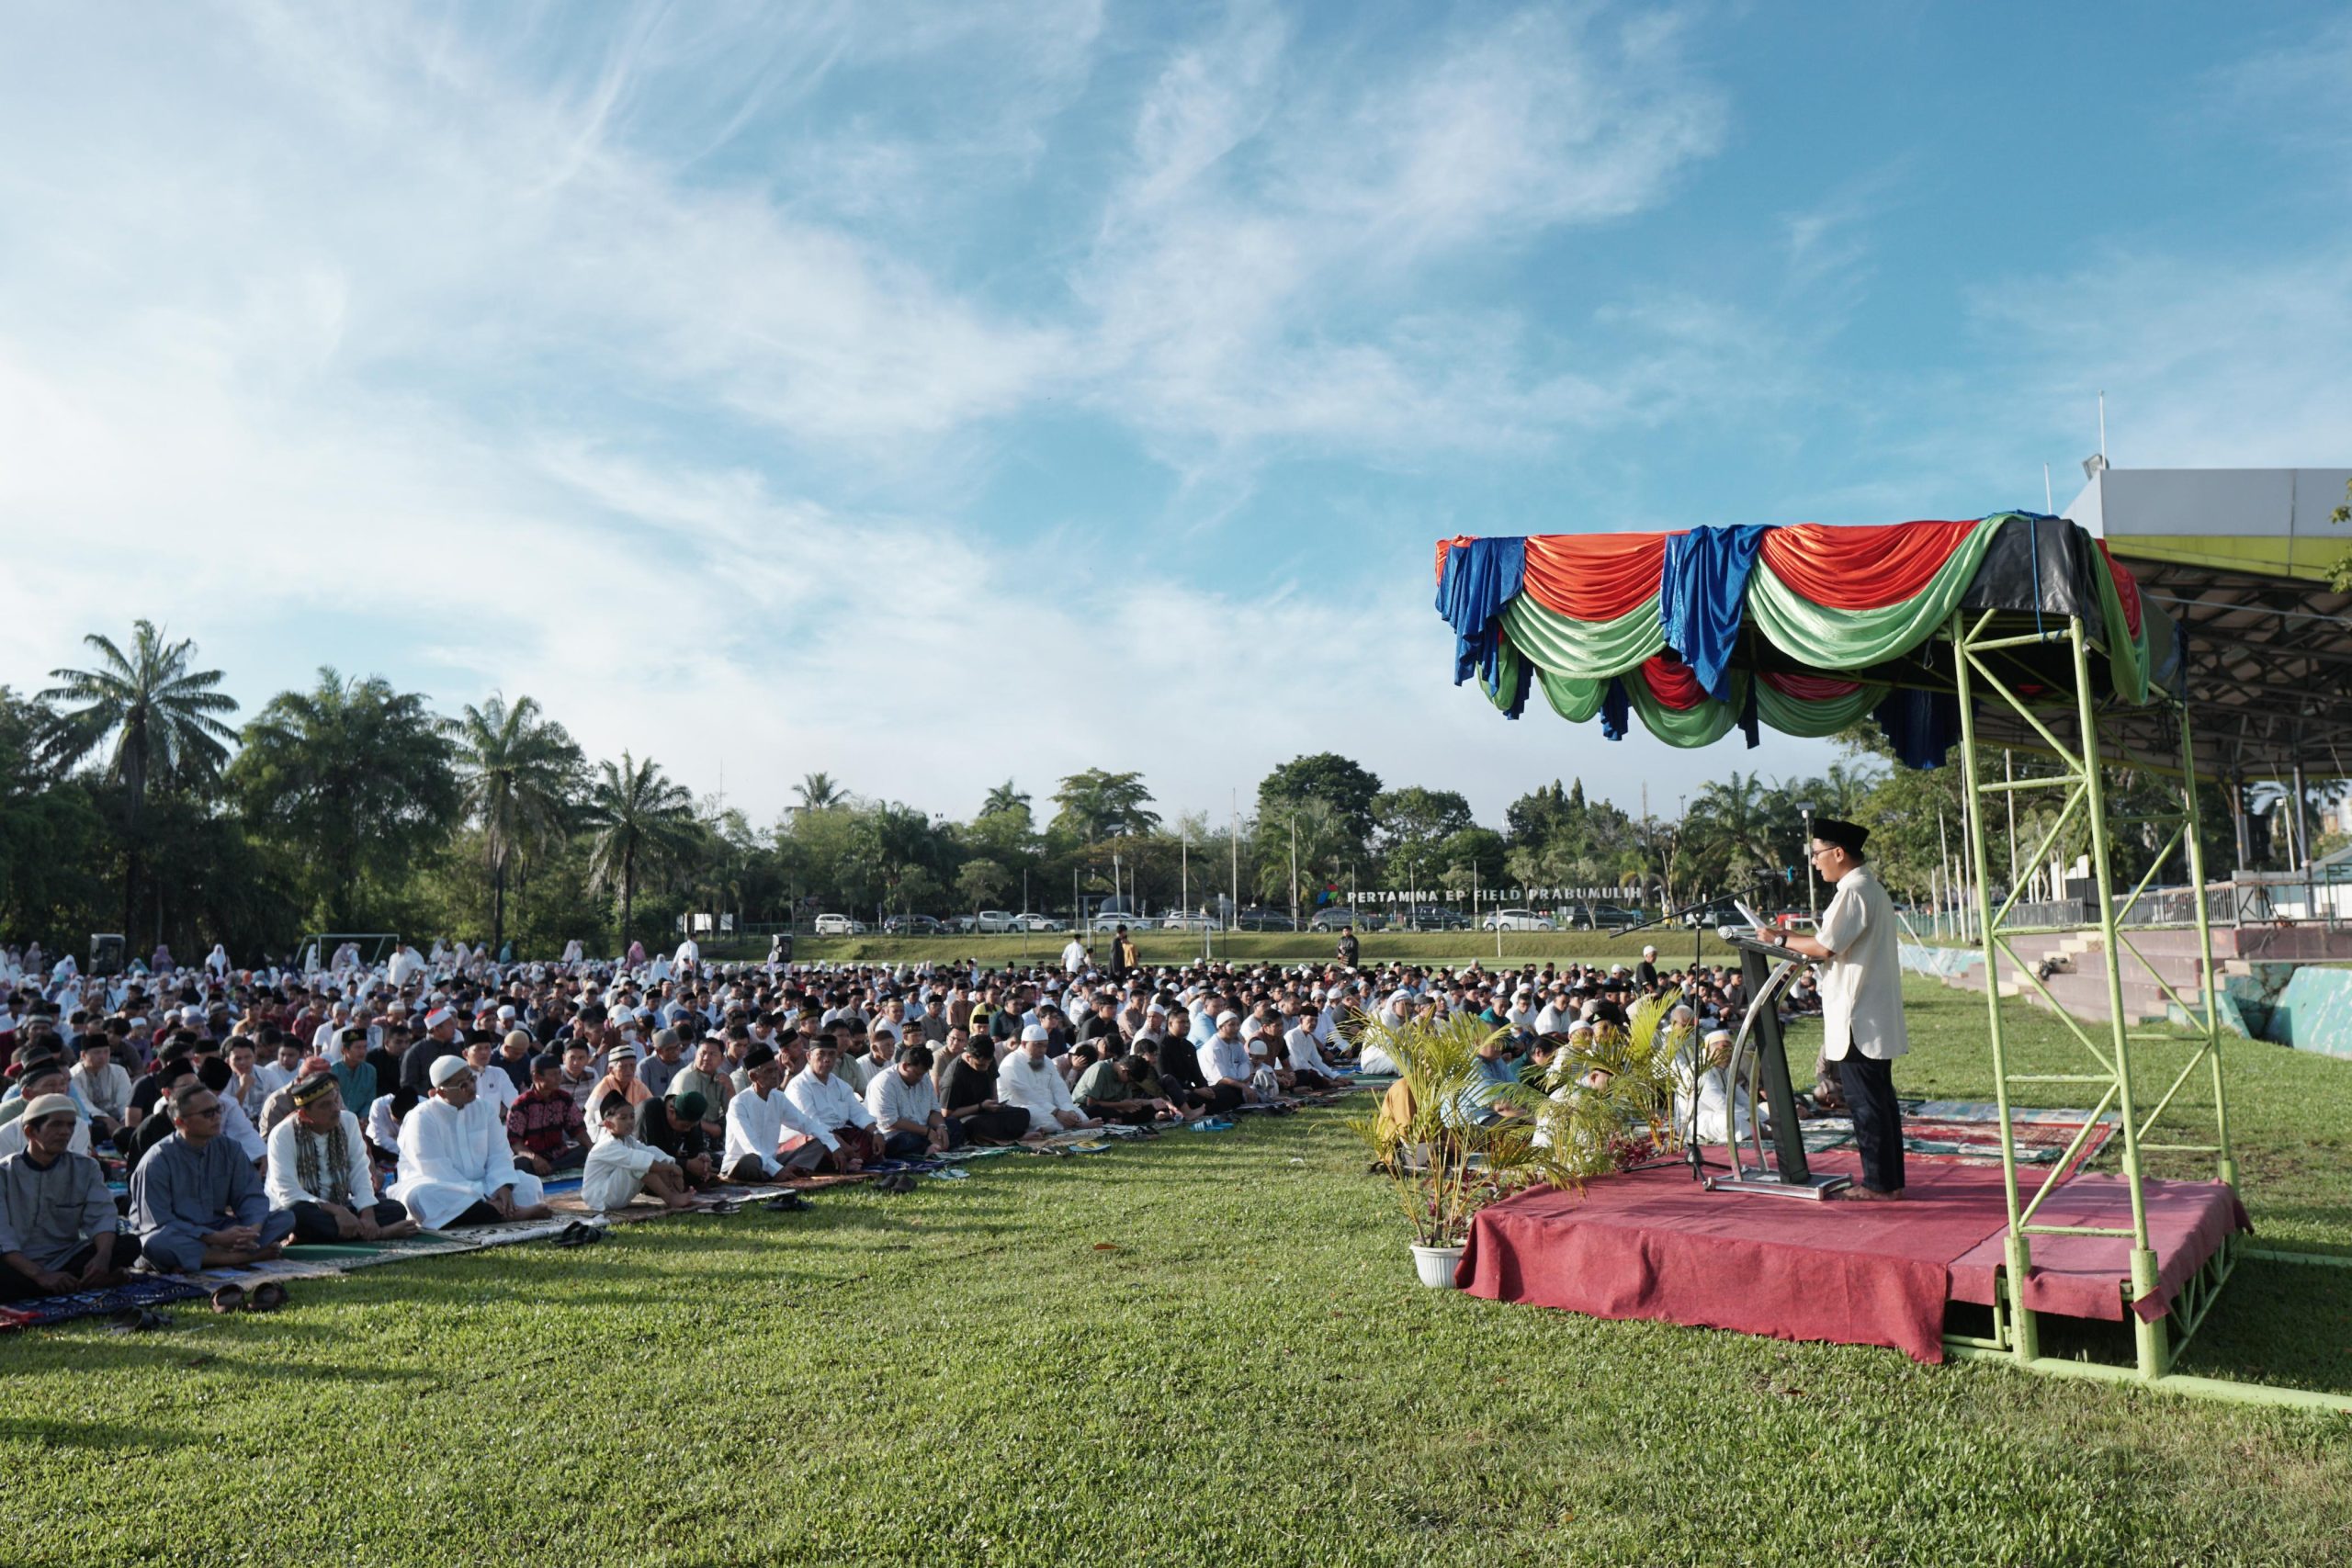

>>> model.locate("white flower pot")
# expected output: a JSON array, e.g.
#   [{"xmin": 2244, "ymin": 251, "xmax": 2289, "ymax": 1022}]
[{"xmin": 1411, "ymin": 1242, "xmax": 1466, "ymax": 1290}]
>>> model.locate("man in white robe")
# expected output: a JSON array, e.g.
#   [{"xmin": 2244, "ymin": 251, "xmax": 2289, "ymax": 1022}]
[
  {"xmin": 998, "ymin": 1025, "xmax": 1097, "ymax": 1138},
  {"xmin": 389, "ymin": 1055, "xmax": 550, "ymax": 1228},
  {"xmin": 1674, "ymin": 1025, "xmax": 1753, "ymax": 1147}
]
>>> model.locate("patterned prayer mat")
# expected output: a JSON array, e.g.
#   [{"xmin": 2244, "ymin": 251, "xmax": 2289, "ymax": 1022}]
[{"xmin": 1800, "ymin": 1100, "xmax": 2117, "ymax": 1179}]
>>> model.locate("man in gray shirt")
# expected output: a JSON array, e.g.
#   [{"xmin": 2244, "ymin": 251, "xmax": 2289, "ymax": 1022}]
[
  {"xmin": 0, "ymin": 1094, "xmax": 133, "ymax": 1299},
  {"xmin": 128, "ymin": 1083, "xmax": 296, "ymax": 1272}
]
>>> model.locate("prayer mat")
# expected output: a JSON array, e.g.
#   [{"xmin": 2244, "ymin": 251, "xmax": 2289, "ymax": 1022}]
[
  {"xmin": 0, "ymin": 1273, "xmax": 204, "ymax": 1332},
  {"xmin": 1798, "ymin": 1100, "xmax": 2116, "ymax": 1180}
]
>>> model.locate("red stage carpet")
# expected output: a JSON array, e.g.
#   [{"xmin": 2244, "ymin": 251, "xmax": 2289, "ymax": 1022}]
[
  {"xmin": 1454, "ymin": 1151, "xmax": 2250, "ymax": 1363},
  {"xmin": 1948, "ymin": 1172, "xmax": 2249, "ymax": 1323}
]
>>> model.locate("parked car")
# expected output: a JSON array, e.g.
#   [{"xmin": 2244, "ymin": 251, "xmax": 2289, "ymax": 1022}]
[
  {"xmin": 883, "ymin": 914, "xmax": 944, "ymax": 935},
  {"xmin": 1232, "ymin": 908, "xmax": 1296, "ymax": 931},
  {"xmin": 1014, "ymin": 913, "xmax": 1067, "ymax": 932},
  {"xmin": 1481, "ymin": 908, "xmax": 1555, "ymax": 931},
  {"xmin": 1159, "ymin": 911, "xmax": 1216, "ymax": 931},
  {"xmin": 973, "ymin": 910, "xmax": 1021, "ymax": 933},
  {"xmin": 812, "ymin": 913, "xmax": 865, "ymax": 936},
  {"xmin": 1085, "ymin": 911, "xmax": 1141, "ymax": 933},
  {"xmin": 1307, "ymin": 907, "xmax": 1360, "ymax": 931},
  {"xmin": 1404, "ymin": 905, "xmax": 1472, "ymax": 931}
]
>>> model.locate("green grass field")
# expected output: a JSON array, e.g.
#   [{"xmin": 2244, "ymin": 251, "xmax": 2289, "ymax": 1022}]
[{"xmin": 4, "ymin": 979, "xmax": 2349, "ymax": 1564}]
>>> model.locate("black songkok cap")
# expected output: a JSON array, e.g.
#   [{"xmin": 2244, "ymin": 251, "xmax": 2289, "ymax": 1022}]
[{"xmin": 1813, "ymin": 818, "xmax": 1869, "ymax": 854}]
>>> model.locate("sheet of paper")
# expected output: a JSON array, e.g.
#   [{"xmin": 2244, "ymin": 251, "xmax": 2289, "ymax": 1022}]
[{"xmin": 1733, "ymin": 897, "xmax": 1770, "ymax": 933}]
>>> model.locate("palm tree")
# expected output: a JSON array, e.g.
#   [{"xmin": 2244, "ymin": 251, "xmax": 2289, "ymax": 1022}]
[
  {"xmin": 980, "ymin": 779, "xmax": 1029, "ymax": 817},
  {"xmin": 455, "ymin": 694, "xmax": 582, "ymax": 954},
  {"xmin": 39, "ymin": 620, "xmax": 240, "ymax": 935},
  {"xmin": 1690, "ymin": 770, "xmax": 1778, "ymax": 889},
  {"xmin": 794, "ymin": 772, "xmax": 844, "ymax": 812},
  {"xmin": 583, "ymin": 752, "xmax": 700, "ymax": 948}
]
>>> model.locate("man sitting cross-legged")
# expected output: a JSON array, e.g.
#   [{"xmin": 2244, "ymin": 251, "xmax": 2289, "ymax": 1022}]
[
  {"xmin": 0, "ymin": 1094, "xmax": 138, "ymax": 1299},
  {"xmin": 864, "ymin": 1043, "xmax": 964, "ymax": 1160},
  {"xmin": 580, "ymin": 1095, "xmax": 695, "ymax": 1213},
  {"xmin": 1072, "ymin": 1052, "xmax": 1187, "ymax": 1127},
  {"xmin": 934, "ymin": 1030, "xmax": 1032, "ymax": 1145},
  {"xmin": 265, "ymin": 1073, "xmax": 420, "ymax": 1244},
  {"xmin": 635, "ymin": 1090, "xmax": 718, "ymax": 1190},
  {"xmin": 720, "ymin": 1044, "xmax": 832, "ymax": 1183},
  {"xmin": 782, "ymin": 1041, "xmax": 877, "ymax": 1173},
  {"xmin": 999, "ymin": 1024, "xmax": 1101, "ymax": 1139},
  {"xmin": 128, "ymin": 1083, "xmax": 297, "ymax": 1270},
  {"xmin": 388, "ymin": 1055, "xmax": 553, "ymax": 1229}
]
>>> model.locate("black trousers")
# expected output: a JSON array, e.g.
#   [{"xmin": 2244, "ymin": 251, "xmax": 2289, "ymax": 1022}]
[
  {"xmin": 289, "ymin": 1199, "xmax": 413, "ymax": 1244},
  {"xmin": 1837, "ymin": 1054, "xmax": 1905, "ymax": 1193},
  {"xmin": 958, "ymin": 1108, "xmax": 1032, "ymax": 1144},
  {"xmin": 0, "ymin": 1235, "xmax": 144, "ymax": 1301}
]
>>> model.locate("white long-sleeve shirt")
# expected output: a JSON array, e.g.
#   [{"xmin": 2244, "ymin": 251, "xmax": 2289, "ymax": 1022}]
[
  {"xmin": 1283, "ymin": 1025, "xmax": 1345, "ymax": 1078},
  {"xmin": 785, "ymin": 1068, "xmax": 875, "ymax": 1137},
  {"xmin": 996, "ymin": 1052, "xmax": 1077, "ymax": 1126},
  {"xmin": 724, "ymin": 1084, "xmax": 833, "ymax": 1172},
  {"xmin": 265, "ymin": 1110, "xmax": 377, "ymax": 1211}
]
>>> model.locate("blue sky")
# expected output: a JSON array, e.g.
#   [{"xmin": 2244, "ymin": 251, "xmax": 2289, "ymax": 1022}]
[{"xmin": 2, "ymin": 1, "xmax": 2346, "ymax": 829}]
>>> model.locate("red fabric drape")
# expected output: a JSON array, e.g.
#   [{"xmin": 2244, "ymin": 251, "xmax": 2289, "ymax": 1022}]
[
  {"xmin": 1757, "ymin": 518, "xmax": 1983, "ymax": 609},
  {"xmin": 2094, "ymin": 541, "xmax": 2143, "ymax": 638},
  {"xmin": 1641, "ymin": 655, "xmax": 1710, "ymax": 711},
  {"xmin": 1521, "ymin": 533, "xmax": 1673, "ymax": 621},
  {"xmin": 1760, "ymin": 671, "xmax": 1865, "ymax": 699}
]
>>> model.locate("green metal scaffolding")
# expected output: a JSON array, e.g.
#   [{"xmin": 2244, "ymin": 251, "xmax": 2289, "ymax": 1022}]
[{"xmin": 1935, "ymin": 608, "xmax": 2351, "ymax": 1412}]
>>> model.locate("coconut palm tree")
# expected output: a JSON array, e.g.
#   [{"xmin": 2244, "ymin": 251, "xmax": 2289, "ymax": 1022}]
[
  {"xmin": 455, "ymin": 694, "xmax": 582, "ymax": 954},
  {"xmin": 1689, "ymin": 770, "xmax": 1778, "ymax": 889},
  {"xmin": 583, "ymin": 752, "xmax": 700, "ymax": 948},
  {"xmin": 980, "ymin": 779, "xmax": 1028, "ymax": 818},
  {"xmin": 39, "ymin": 620, "xmax": 240, "ymax": 935},
  {"xmin": 794, "ymin": 772, "xmax": 844, "ymax": 812}
]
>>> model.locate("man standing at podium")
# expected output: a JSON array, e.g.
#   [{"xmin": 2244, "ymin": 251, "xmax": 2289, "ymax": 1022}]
[{"xmin": 1753, "ymin": 818, "xmax": 1906, "ymax": 1201}]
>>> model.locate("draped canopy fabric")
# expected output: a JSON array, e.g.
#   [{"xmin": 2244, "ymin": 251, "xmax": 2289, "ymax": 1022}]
[{"xmin": 1435, "ymin": 513, "xmax": 2177, "ymax": 766}]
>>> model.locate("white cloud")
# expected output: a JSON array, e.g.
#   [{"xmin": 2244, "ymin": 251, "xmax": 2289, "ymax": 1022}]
[
  {"xmin": 1076, "ymin": 2, "xmax": 1728, "ymax": 455},
  {"xmin": 1969, "ymin": 246, "xmax": 2352, "ymax": 469},
  {"xmin": 0, "ymin": 0, "xmax": 1792, "ymax": 833}
]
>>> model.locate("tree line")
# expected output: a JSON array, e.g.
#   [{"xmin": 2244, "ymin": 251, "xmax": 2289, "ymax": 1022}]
[{"xmin": 1, "ymin": 621, "xmax": 2322, "ymax": 961}]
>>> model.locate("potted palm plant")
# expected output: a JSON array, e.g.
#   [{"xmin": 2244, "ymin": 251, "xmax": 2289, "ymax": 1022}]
[{"xmin": 1351, "ymin": 997, "xmax": 1691, "ymax": 1288}]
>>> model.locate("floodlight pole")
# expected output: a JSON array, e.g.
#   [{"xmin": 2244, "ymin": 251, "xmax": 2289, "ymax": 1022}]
[{"xmin": 1796, "ymin": 800, "xmax": 1816, "ymax": 919}]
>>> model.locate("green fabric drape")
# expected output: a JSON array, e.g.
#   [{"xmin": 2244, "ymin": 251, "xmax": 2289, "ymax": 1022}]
[
  {"xmin": 1745, "ymin": 515, "xmax": 2007, "ymax": 670},
  {"xmin": 1497, "ymin": 593, "xmax": 1667, "ymax": 682},
  {"xmin": 1754, "ymin": 679, "xmax": 1887, "ymax": 736}
]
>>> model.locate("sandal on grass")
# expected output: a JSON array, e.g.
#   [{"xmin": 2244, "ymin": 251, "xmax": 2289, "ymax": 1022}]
[
  {"xmin": 108, "ymin": 1308, "xmax": 174, "ymax": 1334},
  {"xmin": 209, "ymin": 1284, "xmax": 246, "ymax": 1314},
  {"xmin": 247, "ymin": 1282, "xmax": 288, "ymax": 1313},
  {"xmin": 760, "ymin": 1192, "xmax": 811, "ymax": 1213},
  {"xmin": 550, "ymin": 1221, "xmax": 603, "ymax": 1248}
]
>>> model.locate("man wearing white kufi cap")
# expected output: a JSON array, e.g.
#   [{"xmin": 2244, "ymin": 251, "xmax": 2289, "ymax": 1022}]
[
  {"xmin": 389, "ymin": 1055, "xmax": 550, "ymax": 1229},
  {"xmin": 1675, "ymin": 1025, "xmax": 1752, "ymax": 1146}
]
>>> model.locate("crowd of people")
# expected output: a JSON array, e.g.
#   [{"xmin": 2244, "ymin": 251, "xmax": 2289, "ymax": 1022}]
[{"xmin": 0, "ymin": 931, "xmax": 1808, "ymax": 1304}]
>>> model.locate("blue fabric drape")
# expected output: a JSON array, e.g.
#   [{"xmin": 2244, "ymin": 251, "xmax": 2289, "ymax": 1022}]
[
  {"xmin": 1658, "ymin": 524, "xmax": 1770, "ymax": 703},
  {"xmin": 1600, "ymin": 676, "xmax": 1631, "ymax": 741},
  {"xmin": 1874, "ymin": 687, "xmax": 1963, "ymax": 770},
  {"xmin": 1436, "ymin": 537, "xmax": 1526, "ymax": 694}
]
